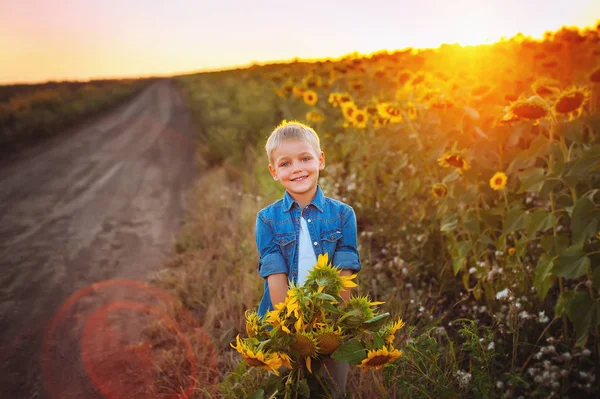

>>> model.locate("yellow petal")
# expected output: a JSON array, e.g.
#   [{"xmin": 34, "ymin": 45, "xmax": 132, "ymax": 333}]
[{"xmin": 306, "ymin": 356, "xmax": 312, "ymax": 373}]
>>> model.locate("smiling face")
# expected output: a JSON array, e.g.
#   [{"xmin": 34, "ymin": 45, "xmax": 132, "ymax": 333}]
[{"xmin": 268, "ymin": 139, "xmax": 325, "ymax": 207}]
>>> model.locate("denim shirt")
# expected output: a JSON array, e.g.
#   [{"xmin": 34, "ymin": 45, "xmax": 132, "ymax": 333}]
[{"xmin": 255, "ymin": 185, "xmax": 361, "ymax": 317}]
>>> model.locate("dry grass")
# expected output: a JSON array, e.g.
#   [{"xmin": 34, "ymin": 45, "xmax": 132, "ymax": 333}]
[{"xmin": 144, "ymin": 163, "xmax": 271, "ymax": 397}]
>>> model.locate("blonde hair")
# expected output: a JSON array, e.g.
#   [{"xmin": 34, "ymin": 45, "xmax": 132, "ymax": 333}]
[{"xmin": 265, "ymin": 121, "xmax": 322, "ymax": 164}]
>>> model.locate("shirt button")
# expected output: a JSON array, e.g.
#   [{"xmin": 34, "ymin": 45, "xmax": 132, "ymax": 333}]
[
  {"xmin": 307, "ymin": 219, "xmax": 311, "ymax": 223},
  {"xmin": 313, "ymin": 241, "xmax": 318, "ymax": 246}
]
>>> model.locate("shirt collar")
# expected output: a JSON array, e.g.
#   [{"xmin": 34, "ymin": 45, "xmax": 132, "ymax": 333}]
[{"xmin": 283, "ymin": 185, "xmax": 325, "ymax": 213}]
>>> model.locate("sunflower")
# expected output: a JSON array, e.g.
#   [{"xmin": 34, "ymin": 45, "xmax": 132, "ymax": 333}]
[
  {"xmin": 293, "ymin": 86, "xmax": 306, "ymax": 99},
  {"xmin": 341, "ymin": 102, "xmax": 358, "ymax": 122},
  {"xmin": 377, "ymin": 102, "xmax": 403, "ymax": 123},
  {"xmin": 397, "ymin": 71, "xmax": 412, "ymax": 85},
  {"xmin": 328, "ymin": 92, "xmax": 340, "ymax": 107},
  {"xmin": 381, "ymin": 317, "xmax": 406, "ymax": 344},
  {"xmin": 489, "ymin": 172, "xmax": 508, "ymax": 191},
  {"xmin": 302, "ymin": 73, "xmax": 322, "ymax": 90},
  {"xmin": 437, "ymin": 152, "xmax": 470, "ymax": 172},
  {"xmin": 352, "ymin": 109, "xmax": 369, "ymax": 128},
  {"xmin": 411, "ymin": 73, "xmax": 426, "ymax": 86},
  {"xmin": 350, "ymin": 80, "xmax": 364, "ymax": 91},
  {"xmin": 303, "ymin": 90, "xmax": 318, "ymax": 106},
  {"xmin": 315, "ymin": 325, "xmax": 344, "ymax": 355},
  {"xmin": 554, "ymin": 87, "xmax": 588, "ymax": 117},
  {"xmin": 358, "ymin": 345, "xmax": 402, "ymax": 371},
  {"xmin": 431, "ymin": 183, "xmax": 448, "ymax": 198},
  {"xmin": 340, "ymin": 295, "xmax": 385, "ymax": 330},
  {"xmin": 507, "ymin": 96, "xmax": 549, "ymax": 120},
  {"xmin": 373, "ymin": 116, "xmax": 390, "ymax": 128},
  {"xmin": 361, "ymin": 102, "xmax": 377, "ymax": 116},
  {"xmin": 306, "ymin": 110, "xmax": 325, "ymax": 123},
  {"xmin": 305, "ymin": 253, "xmax": 357, "ymax": 297},
  {"xmin": 265, "ymin": 301, "xmax": 291, "ymax": 334},
  {"xmin": 531, "ymin": 77, "xmax": 560, "ymax": 97},
  {"xmin": 230, "ymin": 335, "xmax": 285, "ymax": 375},
  {"xmin": 291, "ymin": 331, "xmax": 319, "ymax": 373},
  {"xmin": 245, "ymin": 309, "xmax": 262, "ymax": 338}
]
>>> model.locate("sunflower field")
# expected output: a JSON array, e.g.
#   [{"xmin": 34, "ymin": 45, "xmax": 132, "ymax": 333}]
[{"xmin": 159, "ymin": 24, "xmax": 600, "ymax": 398}]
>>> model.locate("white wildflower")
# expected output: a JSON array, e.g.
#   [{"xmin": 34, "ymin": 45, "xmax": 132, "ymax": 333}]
[{"xmin": 496, "ymin": 288, "xmax": 510, "ymax": 300}]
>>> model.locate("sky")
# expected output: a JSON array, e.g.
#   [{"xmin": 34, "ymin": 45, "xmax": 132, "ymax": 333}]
[{"xmin": 0, "ymin": 0, "xmax": 599, "ymax": 84}]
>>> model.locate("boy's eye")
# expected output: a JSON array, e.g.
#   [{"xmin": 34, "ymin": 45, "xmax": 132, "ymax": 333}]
[
  {"xmin": 280, "ymin": 161, "xmax": 290, "ymax": 167},
  {"xmin": 302, "ymin": 157, "xmax": 311, "ymax": 161}
]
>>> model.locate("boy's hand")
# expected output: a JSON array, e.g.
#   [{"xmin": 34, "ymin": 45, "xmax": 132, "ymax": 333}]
[
  {"xmin": 339, "ymin": 270, "xmax": 354, "ymax": 303},
  {"xmin": 267, "ymin": 273, "xmax": 289, "ymax": 306}
]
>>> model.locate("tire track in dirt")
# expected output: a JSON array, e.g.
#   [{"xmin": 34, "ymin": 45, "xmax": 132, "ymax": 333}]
[{"xmin": 0, "ymin": 80, "xmax": 199, "ymax": 398}]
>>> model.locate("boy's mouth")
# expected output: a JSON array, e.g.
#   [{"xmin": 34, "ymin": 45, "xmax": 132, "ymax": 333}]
[{"xmin": 291, "ymin": 175, "xmax": 308, "ymax": 182}]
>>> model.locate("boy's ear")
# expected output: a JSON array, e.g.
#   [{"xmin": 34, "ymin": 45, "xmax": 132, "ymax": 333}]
[
  {"xmin": 319, "ymin": 151, "xmax": 325, "ymax": 170},
  {"xmin": 268, "ymin": 164, "xmax": 279, "ymax": 181}
]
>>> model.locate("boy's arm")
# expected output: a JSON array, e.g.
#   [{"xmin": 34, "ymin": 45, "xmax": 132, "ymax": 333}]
[
  {"xmin": 267, "ymin": 273, "xmax": 288, "ymax": 306},
  {"xmin": 256, "ymin": 214, "xmax": 289, "ymax": 305},
  {"xmin": 334, "ymin": 206, "xmax": 362, "ymax": 273}
]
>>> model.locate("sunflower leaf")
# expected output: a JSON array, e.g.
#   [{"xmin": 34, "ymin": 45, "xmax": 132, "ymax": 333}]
[
  {"xmin": 362, "ymin": 312, "xmax": 390, "ymax": 330},
  {"xmin": 256, "ymin": 339, "xmax": 271, "ymax": 352},
  {"xmin": 248, "ymin": 390, "xmax": 264, "ymax": 399},
  {"xmin": 331, "ymin": 339, "xmax": 367, "ymax": 364},
  {"xmin": 315, "ymin": 293, "xmax": 338, "ymax": 303}
]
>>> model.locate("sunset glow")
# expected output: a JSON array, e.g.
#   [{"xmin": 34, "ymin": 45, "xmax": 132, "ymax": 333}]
[{"xmin": 1, "ymin": 0, "xmax": 599, "ymax": 84}]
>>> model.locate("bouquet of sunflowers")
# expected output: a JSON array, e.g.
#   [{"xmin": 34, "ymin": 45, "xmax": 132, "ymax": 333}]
[{"xmin": 230, "ymin": 253, "xmax": 405, "ymax": 398}]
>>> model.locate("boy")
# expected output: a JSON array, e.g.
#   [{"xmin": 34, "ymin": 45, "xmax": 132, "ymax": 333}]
[{"xmin": 255, "ymin": 121, "xmax": 361, "ymax": 398}]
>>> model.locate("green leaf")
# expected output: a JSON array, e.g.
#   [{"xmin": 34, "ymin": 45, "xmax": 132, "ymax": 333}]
[
  {"xmin": 566, "ymin": 292, "xmax": 599, "ymax": 347},
  {"xmin": 248, "ymin": 389, "xmax": 265, "ymax": 399},
  {"xmin": 555, "ymin": 290, "xmax": 575, "ymax": 317},
  {"xmin": 331, "ymin": 339, "xmax": 367, "ymax": 364},
  {"xmin": 503, "ymin": 206, "xmax": 527, "ymax": 235},
  {"xmin": 527, "ymin": 210, "xmax": 556, "ymax": 238},
  {"xmin": 565, "ymin": 149, "xmax": 600, "ymax": 177},
  {"xmin": 534, "ymin": 254, "xmax": 555, "ymax": 300},
  {"xmin": 452, "ymin": 241, "xmax": 472, "ymax": 275},
  {"xmin": 373, "ymin": 334, "xmax": 385, "ymax": 349},
  {"xmin": 464, "ymin": 218, "xmax": 480, "ymax": 235},
  {"xmin": 540, "ymin": 179, "xmax": 560, "ymax": 197},
  {"xmin": 440, "ymin": 213, "xmax": 458, "ymax": 232},
  {"xmin": 298, "ymin": 379, "xmax": 310, "ymax": 398},
  {"xmin": 528, "ymin": 134, "xmax": 549, "ymax": 158},
  {"xmin": 541, "ymin": 234, "xmax": 570, "ymax": 256},
  {"xmin": 315, "ymin": 293, "xmax": 338, "ymax": 302},
  {"xmin": 363, "ymin": 312, "xmax": 390, "ymax": 329},
  {"xmin": 507, "ymin": 150, "xmax": 536, "ymax": 174},
  {"xmin": 552, "ymin": 244, "xmax": 590, "ymax": 279},
  {"xmin": 443, "ymin": 169, "xmax": 461, "ymax": 184},
  {"xmin": 517, "ymin": 167, "xmax": 545, "ymax": 194},
  {"xmin": 571, "ymin": 196, "xmax": 600, "ymax": 247}
]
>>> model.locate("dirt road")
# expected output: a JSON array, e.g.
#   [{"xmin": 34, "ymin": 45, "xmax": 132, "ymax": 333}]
[{"xmin": 0, "ymin": 80, "xmax": 199, "ymax": 398}]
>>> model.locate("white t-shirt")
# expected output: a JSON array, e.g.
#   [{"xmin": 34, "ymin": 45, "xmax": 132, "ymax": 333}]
[{"xmin": 297, "ymin": 216, "xmax": 318, "ymax": 286}]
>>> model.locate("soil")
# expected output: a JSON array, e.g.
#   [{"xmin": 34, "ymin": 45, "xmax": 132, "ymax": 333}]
[{"xmin": 0, "ymin": 79, "xmax": 199, "ymax": 398}]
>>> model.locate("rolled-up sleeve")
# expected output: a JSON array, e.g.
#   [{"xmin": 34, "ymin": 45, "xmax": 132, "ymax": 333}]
[
  {"xmin": 256, "ymin": 214, "xmax": 288, "ymax": 278},
  {"xmin": 333, "ymin": 206, "xmax": 361, "ymax": 272}
]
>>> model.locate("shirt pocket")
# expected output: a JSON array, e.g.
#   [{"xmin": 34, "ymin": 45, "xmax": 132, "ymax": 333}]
[
  {"xmin": 320, "ymin": 229, "xmax": 343, "ymax": 260},
  {"xmin": 273, "ymin": 233, "xmax": 296, "ymax": 263}
]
